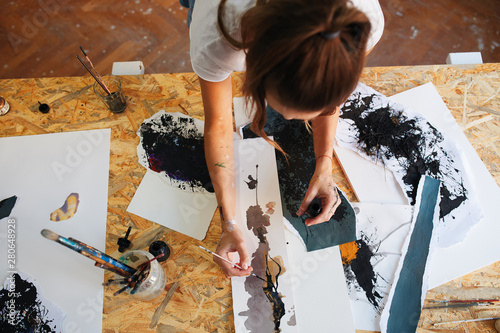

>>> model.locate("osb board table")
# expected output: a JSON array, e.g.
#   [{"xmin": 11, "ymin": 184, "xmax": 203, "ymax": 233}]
[{"xmin": 0, "ymin": 63, "xmax": 499, "ymax": 333}]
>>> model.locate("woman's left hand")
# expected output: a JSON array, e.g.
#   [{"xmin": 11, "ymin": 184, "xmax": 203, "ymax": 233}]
[{"xmin": 296, "ymin": 162, "xmax": 341, "ymax": 227}]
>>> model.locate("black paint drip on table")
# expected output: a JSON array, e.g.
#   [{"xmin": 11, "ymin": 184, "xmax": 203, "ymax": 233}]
[
  {"xmin": 340, "ymin": 93, "xmax": 467, "ymax": 219},
  {"xmin": 242, "ymin": 106, "xmax": 356, "ymax": 251},
  {"xmin": 138, "ymin": 113, "xmax": 213, "ymax": 192},
  {"xmin": 238, "ymin": 166, "xmax": 286, "ymax": 332},
  {"xmin": 0, "ymin": 273, "xmax": 58, "ymax": 333}
]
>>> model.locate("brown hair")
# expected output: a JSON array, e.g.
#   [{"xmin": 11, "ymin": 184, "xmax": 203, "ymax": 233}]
[{"xmin": 218, "ymin": 0, "xmax": 371, "ymax": 153}]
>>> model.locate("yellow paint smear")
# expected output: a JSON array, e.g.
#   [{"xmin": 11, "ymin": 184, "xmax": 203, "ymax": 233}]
[{"xmin": 339, "ymin": 241, "xmax": 359, "ymax": 265}]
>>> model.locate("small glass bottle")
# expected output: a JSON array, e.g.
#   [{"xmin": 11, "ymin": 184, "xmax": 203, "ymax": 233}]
[{"xmin": 0, "ymin": 97, "xmax": 10, "ymax": 116}]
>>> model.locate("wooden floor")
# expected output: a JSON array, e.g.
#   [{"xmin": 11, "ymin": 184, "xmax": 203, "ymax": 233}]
[{"xmin": 1, "ymin": 0, "xmax": 499, "ymax": 80}]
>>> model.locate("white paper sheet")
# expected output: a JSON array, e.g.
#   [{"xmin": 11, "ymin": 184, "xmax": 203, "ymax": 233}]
[
  {"xmin": 127, "ymin": 170, "xmax": 217, "ymax": 240},
  {"xmin": 335, "ymin": 83, "xmax": 500, "ymax": 288},
  {"xmin": 284, "ymin": 225, "xmax": 355, "ymax": 333},
  {"xmin": 337, "ymin": 83, "xmax": 481, "ymax": 248},
  {"xmin": 232, "ymin": 138, "xmax": 297, "ymax": 333},
  {"xmin": 0, "ymin": 129, "xmax": 110, "ymax": 333},
  {"xmin": 388, "ymin": 83, "xmax": 500, "ymax": 289},
  {"xmin": 346, "ymin": 203, "xmax": 412, "ymax": 331}
]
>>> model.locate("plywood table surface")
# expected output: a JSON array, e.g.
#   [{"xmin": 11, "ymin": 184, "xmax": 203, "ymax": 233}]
[{"xmin": 0, "ymin": 64, "xmax": 499, "ymax": 333}]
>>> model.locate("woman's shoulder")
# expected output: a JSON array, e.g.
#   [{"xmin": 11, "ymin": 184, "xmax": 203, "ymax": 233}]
[
  {"xmin": 190, "ymin": 0, "xmax": 254, "ymax": 82},
  {"xmin": 350, "ymin": 0, "xmax": 385, "ymax": 49}
]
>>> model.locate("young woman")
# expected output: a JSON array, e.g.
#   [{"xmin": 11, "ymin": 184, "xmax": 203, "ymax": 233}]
[{"xmin": 181, "ymin": 0, "xmax": 384, "ymax": 277}]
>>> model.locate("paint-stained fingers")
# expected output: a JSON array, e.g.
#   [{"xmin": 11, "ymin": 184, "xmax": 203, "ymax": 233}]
[{"xmin": 305, "ymin": 187, "xmax": 340, "ymax": 226}]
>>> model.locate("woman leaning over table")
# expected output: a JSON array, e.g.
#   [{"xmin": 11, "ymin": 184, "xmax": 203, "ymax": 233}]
[{"xmin": 179, "ymin": 0, "xmax": 384, "ymax": 277}]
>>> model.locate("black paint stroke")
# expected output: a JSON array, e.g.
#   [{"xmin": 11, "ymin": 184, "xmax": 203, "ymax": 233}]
[
  {"xmin": 343, "ymin": 236, "xmax": 383, "ymax": 310},
  {"xmin": 0, "ymin": 196, "xmax": 17, "ymax": 220},
  {"xmin": 238, "ymin": 166, "xmax": 286, "ymax": 332},
  {"xmin": 0, "ymin": 273, "xmax": 58, "ymax": 333},
  {"xmin": 340, "ymin": 92, "xmax": 467, "ymax": 219},
  {"xmin": 243, "ymin": 106, "xmax": 356, "ymax": 251},
  {"xmin": 138, "ymin": 112, "xmax": 213, "ymax": 192}
]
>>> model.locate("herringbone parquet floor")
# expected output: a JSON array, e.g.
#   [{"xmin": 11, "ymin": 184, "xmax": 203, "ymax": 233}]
[{"xmin": 1, "ymin": 0, "xmax": 499, "ymax": 79}]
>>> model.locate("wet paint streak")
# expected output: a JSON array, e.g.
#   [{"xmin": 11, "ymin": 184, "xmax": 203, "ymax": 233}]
[
  {"xmin": 238, "ymin": 166, "xmax": 286, "ymax": 332},
  {"xmin": 0, "ymin": 274, "xmax": 58, "ymax": 332},
  {"xmin": 340, "ymin": 92, "xmax": 467, "ymax": 219},
  {"xmin": 0, "ymin": 196, "xmax": 17, "ymax": 220},
  {"xmin": 50, "ymin": 193, "xmax": 80, "ymax": 221},
  {"xmin": 138, "ymin": 112, "xmax": 213, "ymax": 193},
  {"xmin": 243, "ymin": 106, "xmax": 356, "ymax": 251}
]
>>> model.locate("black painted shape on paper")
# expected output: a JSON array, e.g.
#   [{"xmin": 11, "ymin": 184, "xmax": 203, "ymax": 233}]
[
  {"xmin": 242, "ymin": 106, "xmax": 356, "ymax": 251},
  {"xmin": 349, "ymin": 238, "xmax": 383, "ymax": 309},
  {"xmin": 0, "ymin": 273, "xmax": 58, "ymax": 333},
  {"xmin": 139, "ymin": 113, "xmax": 213, "ymax": 192},
  {"xmin": 262, "ymin": 256, "xmax": 286, "ymax": 332},
  {"xmin": 340, "ymin": 93, "xmax": 467, "ymax": 219},
  {"xmin": 0, "ymin": 196, "xmax": 17, "ymax": 220}
]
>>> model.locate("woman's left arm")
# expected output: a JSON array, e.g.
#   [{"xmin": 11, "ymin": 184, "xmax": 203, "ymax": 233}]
[{"xmin": 296, "ymin": 108, "xmax": 341, "ymax": 226}]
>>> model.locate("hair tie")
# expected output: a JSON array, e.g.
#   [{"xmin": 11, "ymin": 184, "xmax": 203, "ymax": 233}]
[{"xmin": 319, "ymin": 31, "xmax": 340, "ymax": 40}]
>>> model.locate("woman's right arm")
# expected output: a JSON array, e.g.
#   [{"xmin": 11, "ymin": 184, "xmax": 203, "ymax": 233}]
[{"xmin": 199, "ymin": 76, "xmax": 252, "ymax": 277}]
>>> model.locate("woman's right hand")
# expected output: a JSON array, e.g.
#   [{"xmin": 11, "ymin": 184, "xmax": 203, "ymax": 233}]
[{"xmin": 215, "ymin": 226, "xmax": 253, "ymax": 278}]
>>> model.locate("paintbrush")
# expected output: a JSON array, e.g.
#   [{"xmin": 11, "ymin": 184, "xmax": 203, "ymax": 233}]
[
  {"xmin": 432, "ymin": 316, "xmax": 500, "ymax": 326},
  {"xmin": 423, "ymin": 302, "xmax": 493, "ymax": 309},
  {"xmin": 76, "ymin": 55, "xmax": 111, "ymax": 95},
  {"xmin": 41, "ymin": 229, "xmax": 136, "ymax": 278},
  {"xmin": 198, "ymin": 245, "xmax": 267, "ymax": 282},
  {"xmin": 79, "ymin": 47, "xmax": 111, "ymax": 94}
]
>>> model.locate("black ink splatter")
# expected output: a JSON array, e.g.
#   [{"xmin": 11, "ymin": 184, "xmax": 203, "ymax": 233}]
[
  {"xmin": 340, "ymin": 92, "xmax": 467, "ymax": 219},
  {"xmin": 245, "ymin": 175, "xmax": 258, "ymax": 190},
  {"xmin": 243, "ymin": 106, "xmax": 356, "ymax": 251},
  {"xmin": 0, "ymin": 274, "xmax": 58, "ymax": 333},
  {"xmin": 0, "ymin": 196, "xmax": 17, "ymax": 220},
  {"xmin": 138, "ymin": 112, "xmax": 213, "ymax": 192},
  {"xmin": 239, "ymin": 166, "xmax": 286, "ymax": 332}
]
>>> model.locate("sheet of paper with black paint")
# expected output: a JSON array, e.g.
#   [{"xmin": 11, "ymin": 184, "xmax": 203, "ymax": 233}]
[
  {"xmin": 0, "ymin": 129, "xmax": 110, "ymax": 333},
  {"xmin": 137, "ymin": 111, "xmax": 213, "ymax": 193},
  {"xmin": 388, "ymin": 83, "xmax": 500, "ymax": 289},
  {"xmin": 343, "ymin": 203, "xmax": 413, "ymax": 331},
  {"xmin": 130, "ymin": 110, "xmax": 218, "ymax": 240},
  {"xmin": 0, "ymin": 272, "xmax": 66, "ymax": 331},
  {"xmin": 336, "ymin": 82, "xmax": 500, "ymax": 289},
  {"xmin": 232, "ymin": 138, "xmax": 297, "ymax": 333},
  {"xmin": 337, "ymin": 83, "xmax": 480, "ymax": 250}
]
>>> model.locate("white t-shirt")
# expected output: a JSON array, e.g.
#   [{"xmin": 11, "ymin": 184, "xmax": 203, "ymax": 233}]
[{"xmin": 190, "ymin": 0, "xmax": 385, "ymax": 82}]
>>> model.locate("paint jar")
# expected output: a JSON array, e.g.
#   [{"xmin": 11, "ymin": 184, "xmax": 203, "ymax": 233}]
[
  {"xmin": 0, "ymin": 97, "xmax": 10, "ymax": 116},
  {"xmin": 117, "ymin": 250, "xmax": 166, "ymax": 301},
  {"xmin": 92, "ymin": 74, "xmax": 127, "ymax": 113}
]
